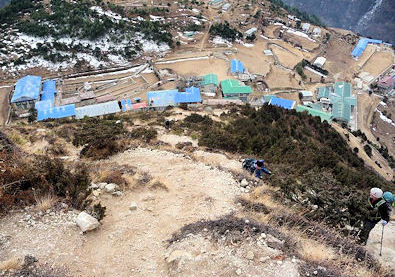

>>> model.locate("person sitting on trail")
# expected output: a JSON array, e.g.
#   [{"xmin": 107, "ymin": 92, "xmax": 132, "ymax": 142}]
[
  {"xmin": 358, "ymin": 188, "xmax": 392, "ymax": 245},
  {"xmin": 254, "ymin": 160, "xmax": 271, "ymax": 179}
]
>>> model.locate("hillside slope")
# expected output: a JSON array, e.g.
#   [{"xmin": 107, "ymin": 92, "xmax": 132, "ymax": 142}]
[{"xmin": 282, "ymin": 0, "xmax": 395, "ymax": 44}]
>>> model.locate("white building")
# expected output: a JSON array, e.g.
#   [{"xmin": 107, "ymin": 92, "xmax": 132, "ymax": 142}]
[
  {"xmin": 313, "ymin": 57, "xmax": 326, "ymax": 68},
  {"xmin": 300, "ymin": 90, "xmax": 313, "ymax": 101},
  {"xmin": 222, "ymin": 3, "xmax": 231, "ymax": 11},
  {"xmin": 245, "ymin": 27, "xmax": 257, "ymax": 37},
  {"xmin": 302, "ymin": 23, "xmax": 310, "ymax": 32},
  {"xmin": 312, "ymin": 27, "xmax": 321, "ymax": 37}
]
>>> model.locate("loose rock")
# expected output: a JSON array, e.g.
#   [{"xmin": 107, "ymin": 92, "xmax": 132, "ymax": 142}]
[
  {"xmin": 129, "ymin": 202, "xmax": 138, "ymax": 211},
  {"xmin": 104, "ymin": 183, "xmax": 118, "ymax": 193},
  {"xmin": 75, "ymin": 211, "xmax": 100, "ymax": 233}
]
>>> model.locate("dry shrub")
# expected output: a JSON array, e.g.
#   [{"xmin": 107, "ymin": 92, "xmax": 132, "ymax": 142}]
[
  {"xmin": 300, "ymin": 239, "xmax": 336, "ymax": 262},
  {"xmin": 136, "ymin": 172, "xmax": 153, "ymax": 186},
  {"xmin": 98, "ymin": 170, "xmax": 127, "ymax": 187},
  {"xmin": 129, "ymin": 127, "xmax": 157, "ymax": 143},
  {"xmin": 0, "ymin": 257, "xmax": 23, "ymax": 271},
  {"xmin": 34, "ymin": 194, "xmax": 55, "ymax": 212},
  {"xmin": 9, "ymin": 133, "xmax": 26, "ymax": 145},
  {"xmin": 45, "ymin": 141, "xmax": 68, "ymax": 156},
  {"xmin": 150, "ymin": 180, "xmax": 169, "ymax": 191}
]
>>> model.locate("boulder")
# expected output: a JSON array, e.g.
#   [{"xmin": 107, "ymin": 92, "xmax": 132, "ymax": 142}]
[
  {"xmin": 240, "ymin": 179, "xmax": 249, "ymax": 187},
  {"xmin": 129, "ymin": 202, "xmax": 138, "ymax": 211},
  {"xmin": 104, "ymin": 183, "xmax": 118, "ymax": 193},
  {"xmin": 76, "ymin": 211, "xmax": 100, "ymax": 232},
  {"xmin": 245, "ymin": 251, "xmax": 254, "ymax": 260}
]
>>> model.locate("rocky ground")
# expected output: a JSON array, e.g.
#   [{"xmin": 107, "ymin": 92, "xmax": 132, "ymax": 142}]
[{"xmin": 1, "ymin": 130, "xmax": 394, "ymax": 277}]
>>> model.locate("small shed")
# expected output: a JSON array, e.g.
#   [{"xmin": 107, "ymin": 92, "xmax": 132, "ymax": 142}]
[
  {"xmin": 245, "ymin": 27, "xmax": 257, "ymax": 37},
  {"xmin": 313, "ymin": 57, "xmax": 326, "ymax": 68},
  {"xmin": 299, "ymin": 90, "xmax": 313, "ymax": 101},
  {"xmin": 231, "ymin": 59, "xmax": 245, "ymax": 75},
  {"xmin": 302, "ymin": 23, "xmax": 310, "ymax": 32},
  {"xmin": 312, "ymin": 27, "xmax": 321, "ymax": 37},
  {"xmin": 222, "ymin": 3, "xmax": 231, "ymax": 11}
]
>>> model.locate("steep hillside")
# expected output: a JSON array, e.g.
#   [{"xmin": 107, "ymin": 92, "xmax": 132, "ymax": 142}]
[
  {"xmin": 0, "ymin": 0, "xmax": 9, "ymax": 8},
  {"xmin": 0, "ymin": 107, "xmax": 394, "ymax": 276},
  {"xmin": 282, "ymin": 0, "xmax": 395, "ymax": 44}
]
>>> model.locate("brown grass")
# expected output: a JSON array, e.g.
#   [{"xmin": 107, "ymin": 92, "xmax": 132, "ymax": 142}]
[
  {"xmin": 149, "ymin": 180, "xmax": 169, "ymax": 191},
  {"xmin": 299, "ymin": 239, "xmax": 336, "ymax": 262},
  {"xmin": 34, "ymin": 194, "xmax": 55, "ymax": 212},
  {"xmin": 0, "ymin": 257, "xmax": 23, "ymax": 271}
]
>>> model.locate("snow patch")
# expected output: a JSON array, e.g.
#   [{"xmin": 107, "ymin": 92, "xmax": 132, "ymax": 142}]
[{"xmin": 376, "ymin": 109, "xmax": 395, "ymax": 126}]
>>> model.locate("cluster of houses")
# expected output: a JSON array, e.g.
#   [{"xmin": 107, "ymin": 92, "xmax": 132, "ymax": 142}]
[{"xmin": 10, "ymin": 56, "xmax": 357, "ymax": 129}]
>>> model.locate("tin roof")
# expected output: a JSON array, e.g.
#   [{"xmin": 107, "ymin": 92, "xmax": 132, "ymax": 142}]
[
  {"xmin": 37, "ymin": 104, "xmax": 76, "ymax": 121},
  {"xmin": 147, "ymin": 90, "xmax": 178, "ymax": 107},
  {"xmin": 11, "ymin": 75, "xmax": 42, "ymax": 103},
  {"xmin": 296, "ymin": 105, "xmax": 332, "ymax": 122},
  {"xmin": 352, "ymin": 38, "xmax": 382, "ymax": 58},
  {"xmin": 221, "ymin": 79, "xmax": 252, "ymax": 94},
  {"xmin": 75, "ymin": 101, "xmax": 121, "ymax": 119},
  {"xmin": 201, "ymin": 74, "xmax": 219, "ymax": 86},
  {"xmin": 268, "ymin": 97, "xmax": 295, "ymax": 110},
  {"xmin": 231, "ymin": 59, "xmax": 245, "ymax": 74},
  {"xmin": 176, "ymin": 86, "xmax": 202, "ymax": 103}
]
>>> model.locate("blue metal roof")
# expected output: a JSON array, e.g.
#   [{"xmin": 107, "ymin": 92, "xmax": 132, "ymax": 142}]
[
  {"xmin": 147, "ymin": 90, "xmax": 178, "ymax": 107},
  {"xmin": 351, "ymin": 38, "xmax": 382, "ymax": 58},
  {"xmin": 37, "ymin": 104, "xmax": 76, "ymax": 121},
  {"xmin": 176, "ymin": 87, "xmax": 202, "ymax": 103},
  {"xmin": 269, "ymin": 97, "xmax": 295, "ymax": 110},
  {"xmin": 11, "ymin": 75, "xmax": 42, "ymax": 103},
  {"xmin": 42, "ymin": 80, "xmax": 56, "ymax": 93},
  {"xmin": 75, "ymin": 101, "xmax": 121, "ymax": 119},
  {"xmin": 35, "ymin": 100, "xmax": 54, "ymax": 111},
  {"xmin": 121, "ymin": 99, "xmax": 134, "ymax": 112},
  {"xmin": 231, "ymin": 59, "xmax": 244, "ymax": 74}
]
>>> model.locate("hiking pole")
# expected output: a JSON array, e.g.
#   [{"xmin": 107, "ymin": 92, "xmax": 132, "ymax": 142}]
[{"xmin": 379, "ymin": 225, "xmax": 384, "ymax": 256}]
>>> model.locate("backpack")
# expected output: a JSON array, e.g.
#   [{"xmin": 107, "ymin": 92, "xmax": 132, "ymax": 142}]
[{"xmin": 383, "ymin": 191, "xmax": 394, "ymax": 207}]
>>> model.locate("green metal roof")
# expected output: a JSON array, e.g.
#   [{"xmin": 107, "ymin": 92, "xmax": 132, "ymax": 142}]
[
  {"xmin": 201, "ymin": 74, "xmax": 219, "ymax": 86},
  {"xmin": 308, "ymin": 102, "xmax": 322, "ymax": 110},
  {"xmin": 334, "ymin": 81, "xmax": 351, "ymax": 97},
  {"xmin": 330, "ymin": 82, "xmax": 356, "ymax": 123},
  {"xmin": 296, "ymin": 105, "xmax": 333, "ymax": 122},
  {"xmin": 221, "ymin": 79, "xmax": 252, "ymax": 94},
  {"xmin": 317, "ymin": 86, "xmax": 331, "ymax": 99}
]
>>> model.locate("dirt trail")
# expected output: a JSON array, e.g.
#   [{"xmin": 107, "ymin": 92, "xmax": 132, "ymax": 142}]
[{"xmin": 0, "ymin": 147, "xmax": 242, "ymax": 277}]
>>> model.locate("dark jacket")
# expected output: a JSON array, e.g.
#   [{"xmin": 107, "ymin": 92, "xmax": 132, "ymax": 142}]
[{"xmin": 368, "ymin": 197, "xmax": 391, "ymax": 222}]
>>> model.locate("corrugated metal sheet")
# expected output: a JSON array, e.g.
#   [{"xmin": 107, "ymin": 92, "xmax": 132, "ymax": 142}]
[
  {"xmin": 11, "ymin": 75, "xmax": 42, "ymax": 103},
  {"xmin": 296, "ymin": 105, "xmax": 332, "ymax": 122},
  {"xmin": 221, "ymin": 79, "xmax": 252, "ymax": 95},
  {"xmin": 317, "ymin": 86, "xmax": 331, "ymax": 99},
  {"xmin": 37, "ymin": 104, "xmax": 76, "ymax": 121},
  {"xmin": 75, "ymin": 101, "xmax": 121, "ymax": 119},
  {"xmin": 35, "ymin": 100, "xmax": 53, "ymax": 111},
  {"xmin": 300, "ymin": 90, "xmax": 313, "ymax": 97},
  {"xmin": 42, "ymin": 80, "xmax": 56, "ymax": 93},
  {"xmin": 352, "ymin": 38, "xmax": 382, "ymax": 58},
  {"xmin": 231, "ymin": 59, "xmax": 244, "ymax": 74},
  {"xmin": 132, "ymin": 102, "xmax": 148, "ymax": 109},
  {"xmin": 176, "ymin": 87, "xmax": 202, "ymax": 103},
  {"xmin": 269, "ymin": 97, "xmax": 295, "ymax": 110},
  {"xmin": 147, "ymin": 90, "xmax": 178, "ymax": 107},
  {"xmin": 201, "ymin": 74, "xmax": 219, "ymax": 86}
]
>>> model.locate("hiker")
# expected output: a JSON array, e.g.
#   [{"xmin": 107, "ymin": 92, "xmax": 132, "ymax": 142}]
[
  {"xmin": 358, "ymin": 188, "xmax": 392, "ymax": 245},
  {"xmin": 254, "ymin": 160, "xmax": 271, "ymax": 179}
]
